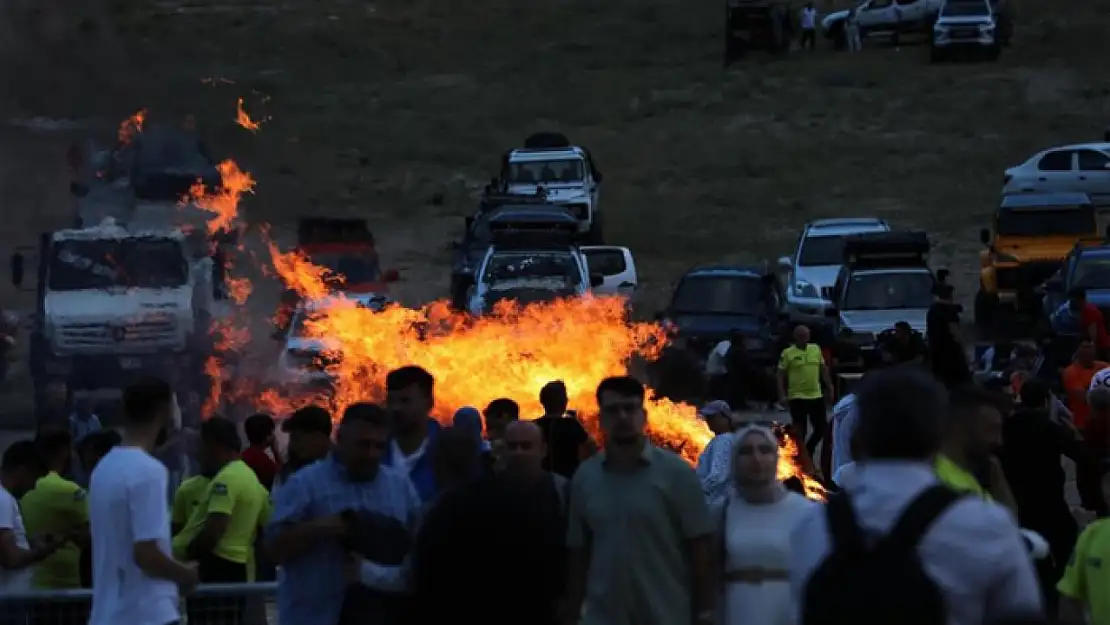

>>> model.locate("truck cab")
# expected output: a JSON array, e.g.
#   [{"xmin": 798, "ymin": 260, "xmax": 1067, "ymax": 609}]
[
  {"xmin": 496, "ymin": 146, "xmax": 603, "ymax": 243},
  {"xmin": 975, "ymin": 192, "xmax": 1098, "ymax": 329},
  {"xmin": 825, "ymin": 231, "xmax": 938, "ymax": 353}
]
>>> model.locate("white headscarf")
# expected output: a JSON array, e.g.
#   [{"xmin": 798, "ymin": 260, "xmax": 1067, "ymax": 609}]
[{"xmin": 730, "ymin": 424, "xmax": 786, "ymax": 503}]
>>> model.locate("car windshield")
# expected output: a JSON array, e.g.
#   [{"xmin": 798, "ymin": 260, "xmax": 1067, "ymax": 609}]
[
  {"xmin": 996, "ymin": 208, "xmax": 1095, "ymax": 236},
  {"xmin": 842, "ymin": 271, "xmax": 934, "ymax": 310},
  {"xmin": 311, "ymin": 251, "xmax": 382, "ymax": 284},
  {"xmin": 1072, "ymin": 253, "xmax": 1110, "ymax": 289},
  {"xmin": 941, "ymin": 1, "xmax": 989, "ymax": 16},
  {"xmin": 507, "ymin": 159, "xmax": 585, "ymax": 184},
  {"xmin": 670, "ymin": 276, "xmax": 763, "ymax": 315},
  {"xmin": 483, "ymin": 252, "xmax": 581, "ymax": 288},
  {"xmin": 798, "ymin": 236, "xmax": 846, "ymax": 266},
  {"xmin": 49, "ymin": 238, "xmax": 188, "ymax": 290}
]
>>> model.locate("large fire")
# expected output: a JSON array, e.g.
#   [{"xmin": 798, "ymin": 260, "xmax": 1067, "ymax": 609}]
[{"xmin": 181, "ymin": 103, "xmax": 825, "ymax": 500}]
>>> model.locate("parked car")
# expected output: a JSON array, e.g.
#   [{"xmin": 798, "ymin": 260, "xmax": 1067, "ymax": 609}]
[
  {"xmin": 1003, "ymin": 143, "xmax": 1110, "ymax": 205},
  {"xmin": 822, "ymin": 0, "xmax": 943, "ymax": 49},
  {"xmin": 1041, "ymin": 242, "xmax": 1110, "ymax": 331},
  {"xmin": 930, "ymin": 0, "xmax": 1000, "ymax": 62},
  {"xmin": 779, "ymin": 217, "xmax": 890, "ymax": 324},
  {"xmin": 656, "ymin": 264, "xmax": 788, "ymax": 368}
]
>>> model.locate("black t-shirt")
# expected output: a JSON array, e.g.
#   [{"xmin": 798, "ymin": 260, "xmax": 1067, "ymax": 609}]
[
  {"xmin": 533, "ymin": 416, "xmax": 590, "ymax": 479},
  {"xmin": 926, "ymin": 302, "xmax": 961, "ymax": 352}
]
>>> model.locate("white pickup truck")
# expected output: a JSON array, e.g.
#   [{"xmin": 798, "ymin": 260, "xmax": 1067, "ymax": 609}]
[{"xmin": 822, "ymin": 0, "xmax": 944, "ymax": 48}]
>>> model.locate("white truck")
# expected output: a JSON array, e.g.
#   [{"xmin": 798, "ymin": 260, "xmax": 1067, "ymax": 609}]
[{"xmin": 822, "ymin": 0, "xmax": 944, "ymax": 49}]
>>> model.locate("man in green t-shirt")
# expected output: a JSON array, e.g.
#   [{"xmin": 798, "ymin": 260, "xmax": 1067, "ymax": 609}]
[{"xmin": 776, "ymin": 324, "xmax": 835, "ymax": 458}]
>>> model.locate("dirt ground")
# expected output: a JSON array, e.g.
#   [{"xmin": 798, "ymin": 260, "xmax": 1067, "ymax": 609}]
[{"xmin": 0, "ymin": 0, "xmax": 1107, "ymax": 419}]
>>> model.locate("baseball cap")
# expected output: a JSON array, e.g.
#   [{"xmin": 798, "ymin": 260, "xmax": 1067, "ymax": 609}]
[
  {"xmin": 281, "ymin": 405, "xmax": 334, "ymax": 435},
  {"xmin": 698, "ymin": 400, "xmax": 732, "ymax": 420}
]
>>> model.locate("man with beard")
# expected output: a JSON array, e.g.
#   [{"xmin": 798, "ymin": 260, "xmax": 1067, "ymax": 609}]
[
  {"xmin": 563, "ymin": 376, "xmax": 714, "ymax": 625},
  {"xmin": 997, "ymin": 378, "xmax": 1106, "ymax": 613},
  {"xmin": 382, "ymin": 366, "xmax": 443, "ymax": 504},
  {"xmin": 934, "ymin": 385, "xmax": 1018, "ymax": 515},
  {"xmin": 267, "ymin": 402, "xmax": 421, "ymax": 625},
  {"xmin": 87, "ymin": 378, "xmax": 198, "ymax": 625},
  {"xmin": 926, "ymin": 284, "xmax": 971, "ymax": 389}
]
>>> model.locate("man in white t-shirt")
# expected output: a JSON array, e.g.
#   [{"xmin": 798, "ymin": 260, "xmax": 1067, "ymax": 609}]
[
  {"xmin": 88, "ymin": 378, "xmax": 198, "ymax": 625},
  {"xmin": 799, "ymin": 2, "xmax": 818, "ymax": 50},
  {"xmin": 0, "ymin": 440, "xmax": 59, "ymax": 602}
]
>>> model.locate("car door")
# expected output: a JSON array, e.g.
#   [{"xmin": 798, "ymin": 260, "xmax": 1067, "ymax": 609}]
[
  {"xmin": 1076, "ymin": 149, "xmax": 1110, "ymax": 203},
  {"xmin": 1021, "ymin": 150, "xmax": 1077, "ymax": 193},
  {"xmin": 581, "ymin": 246, "xmax": 637, "ymax": 297},
  {"xmin": 893, "ymin": 0, "xmax": 923, "ymax": 29},
  {"xmin": 857, "ymin": 0, "xmax": 895, "ymax": 32}
]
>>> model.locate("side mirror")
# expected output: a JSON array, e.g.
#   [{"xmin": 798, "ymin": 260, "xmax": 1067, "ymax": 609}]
[
  {"xmin": 10, "ymin": 253, "xmax": 23, "ymax": 289},
  {"xmin": 777, "ymin": 256, "xmax": 793, "ymax": 271},
  {"xmin": 383, "ymin": 269, "xmax": 400, "ymax": 283},
  {"xmin": 824, "ymin": 308, "xmax": 840, "ymax": 318},
  {"xmin": 979, "ymin": 228, "xmax": 991, "ymax": 245},
  {"xmin": 590, "ymin": 273, "xmax": 604, "ymax": 288}
]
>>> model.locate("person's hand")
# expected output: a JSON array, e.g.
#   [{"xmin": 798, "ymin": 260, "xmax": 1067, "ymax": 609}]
[
  {"xmin": 312, "ymin": 514, "xmax": 349, "ymax": 537},
  {"xmin": 178, "ymin": 561, "xmax": 199, "ymax": 595},
  {"xmin": 343, "ymin": 552, "xmax": 364, "ymax": 586}
]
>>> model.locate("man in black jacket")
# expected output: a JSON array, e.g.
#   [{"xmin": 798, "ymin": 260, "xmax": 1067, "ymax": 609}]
[{"xmin": 997, "ymin": 378, "xmax": 1106, "ymax": 612}]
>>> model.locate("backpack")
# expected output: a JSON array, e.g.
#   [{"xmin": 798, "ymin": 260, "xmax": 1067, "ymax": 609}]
[{"xmin": 802, "ymin": 485, "xmax": 963, "ymax": 625}]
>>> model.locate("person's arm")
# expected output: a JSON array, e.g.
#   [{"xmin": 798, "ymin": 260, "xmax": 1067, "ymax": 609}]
[
  {"xmin": 776, "ymin": 352, "xmax": 789, "ymax": 405},
  {"xmin": 671, "ymin": 465, "xmax": 716, "ymax": 624},
  {"xmin": 0, "ymin": 497, "xmax": 56, "ymax": 570},
  {"xmin": 265, "ymin": 472, "xmax": 346, "ymax": 564},
  {"xmin": 350, "ymin": 479, "xmax": 423, "ymax": 593},
  {"xmin": 186, "ymin": 480, "xmax": 236, "ymax": 560},
  {"xmin": 1057, "ymin": 527, "xmax": 1092, "ymax": 625},
  {"xmin": 985, "ymin": 456, "xmax": 1019, "ymax": 518},
  {"xmin": 66, "ymin": 487, "xmax": 91, "ymax": 551},
  {"xmin": 1059, "ymin": 426, "xmax": 1108, "ymax": 515},
  {"xmin": 130, "ymin": 473, "xmax": 196, "ymax": 588},
  {"xmin": 563, "ymin": 475, "xmax": 591, "ymax": 625},
  {"xmin": 170, "ymin": 484, "xmax": 190, "ymax": 536},
  {"xmin": 819, "ymin": 362, "xmax": 835, "ymax": 403},
  {"xmin": 981, "ymin": 506, "xmax": 1045, "ymax": 623}
]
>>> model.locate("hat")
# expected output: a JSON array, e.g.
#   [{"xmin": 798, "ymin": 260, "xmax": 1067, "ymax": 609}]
[
  {"xmin": 281, "ymin": 405, "xmax": 333, "ymax": 435},
  {"xmin": 698, "ymin": 400, "xmax": 732, "ymax": 420}
]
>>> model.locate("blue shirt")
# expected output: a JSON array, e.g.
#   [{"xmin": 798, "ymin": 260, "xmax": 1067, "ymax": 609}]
[
  {"xmin": 381, "ymin": 418, "xmax": 443, "ymax": 504},
  {"xmin": 267, "ymin": 454, "xmax": 422, "ymax": 625}
]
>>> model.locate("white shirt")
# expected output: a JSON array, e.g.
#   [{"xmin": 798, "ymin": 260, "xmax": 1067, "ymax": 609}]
[
  {"xmin": 829, "ymin": 394, "xmax": 857, "ymax": 478},
  {"xmin": 0, "ymin": 485, "xmax": 32, "ymax": 593},
  {"xmin": 696, "ymin": 433, "xmax": 734, "ymax": 506},
  {"xmin": 800, "ymin": 7, "xmax": 818, "ymax": 29},
  {"xmin": 789, "ymin": 462, "xmax": 1043, "ymax": 625},
  {"xmin": 1090, "ymin": 366, "xmax": 1110, "ymax": 390},
  {"xmin": 88, "ymin": 447, "xmax": 180, "ymax": 625},
  {"xmin": 390, "ymin": 438, "xmax": 428, "ymax": 472},
  {"xmin": 706, "ymin": 340, "xmax": 731, "ymax": 376}
]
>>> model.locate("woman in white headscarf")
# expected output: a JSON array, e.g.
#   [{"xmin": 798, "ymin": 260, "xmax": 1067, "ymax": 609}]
[{"xmin": 716, "ymin": 424, "xmax": 817, "ymax": 625}]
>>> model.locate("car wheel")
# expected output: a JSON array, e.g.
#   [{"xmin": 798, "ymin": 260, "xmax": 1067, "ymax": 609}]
[{"xmin": 974, "ymin": 288, "xmax": 998, "ymax": 330}]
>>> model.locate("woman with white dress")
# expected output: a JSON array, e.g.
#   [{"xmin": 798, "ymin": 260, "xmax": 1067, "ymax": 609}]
[{"xmin": 716, "ymin": 424, "xmax": 818, "ymax": 625}]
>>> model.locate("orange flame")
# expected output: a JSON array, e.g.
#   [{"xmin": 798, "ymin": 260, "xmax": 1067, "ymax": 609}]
[
  {"xmin": 235, "ymin": 97, "xmax": 263, "ymax": 133},
  {"xmin": 185, "ymin": 101, "xmax": 824, "ymax": 500},
  {"xmin": 117, "ymin": 109, "xmax": 146, "ymax": 145}
]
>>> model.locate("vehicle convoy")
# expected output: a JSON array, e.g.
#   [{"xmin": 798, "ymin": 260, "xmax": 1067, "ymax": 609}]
[
  {"xmin": 1003, "ymin": 144, "xmax": 1110, "ymax": 205},
  {"xmin": 779, "ymin": 217, "xmax": 891, "ymax": 323},
  {"xmin": 822, "ymin": 0, "xmax": 943, "ymax": 48},
  {"xmin": 273, "ymin": 293, "xmax": 394, "ymax": 389},
  {"xmin": 824, "ymin": 231, "xmax": 939, "ymax": 354},
  {"xmin": 465, "ymin": 209, "xmax": 637, "ymax": 316},
  {"xmin": 656, "ymin": 264, "xmax": 788, "ymax": 368},
  {"xmin": 723, "ymin": 0, "xmax": 791, "ymax": 64},
  {"xmin": 930, "ymin": 0, "xmax": 1000, "ymax": 61},
  {"xmin": 1041, "ymin": 242, "xmax": 1110, "ymax": 331},
  {"xmin": 489, "ymin": 132, "xmax": 604, "ymax": 243},
  {"xmin": 975, "ymin": 192, "xmax": 1098, "ymax": 329},
  {"xmin": 275, "ymin": 218, "xmax": 400, "ymax": 333},
  {"xmin": 11, "ymin": 219, "xmax": 220, "ymax": 421}
]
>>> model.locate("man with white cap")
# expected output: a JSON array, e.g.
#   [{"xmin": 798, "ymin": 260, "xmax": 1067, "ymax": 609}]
[{"xmin": 695, "ymin": 400, "xmax": 736, "ymax": 506}]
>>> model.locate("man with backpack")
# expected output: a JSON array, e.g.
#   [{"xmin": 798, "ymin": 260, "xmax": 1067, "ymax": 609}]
[{"xmin": 788, "ymin": 367, "xmax": 1043, "ymax": 625}]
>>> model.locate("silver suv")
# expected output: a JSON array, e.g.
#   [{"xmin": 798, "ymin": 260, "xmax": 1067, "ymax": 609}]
[{"xmin": 779, "ymin": 218, "xmax": 890, "ymax": 323}]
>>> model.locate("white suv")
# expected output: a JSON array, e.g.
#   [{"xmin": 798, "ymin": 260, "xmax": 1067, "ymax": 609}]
[
  {"xmin": 779, "ymin": 218, "xmax": 890, "ymax": 323},
  {"xmin": 931, "ymin": 0, "xmax": 999, "ymax": 61}
]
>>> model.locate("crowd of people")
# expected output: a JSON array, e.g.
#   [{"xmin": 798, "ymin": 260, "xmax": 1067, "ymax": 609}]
[{"xmin": 0, "ymin": 315, "xmax": 1108, "ymax": 625}]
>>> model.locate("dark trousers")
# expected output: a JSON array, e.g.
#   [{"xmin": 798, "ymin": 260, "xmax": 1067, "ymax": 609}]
[
  {"xmin": 800, "ymin": 28, "xmax": 816, "ymax": 49},
  {"xmin": 188, "ymin": 553, "xmax": 248, "ymax": 625},
  {"xmin": 789, "ymin": 397, "xmax": 827, "ymax": 457}
]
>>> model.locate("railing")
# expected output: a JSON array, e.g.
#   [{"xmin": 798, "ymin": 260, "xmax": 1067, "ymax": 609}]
[{"xmin": 0, "ymin": 581, "xmax": 278, "ymax": 625}]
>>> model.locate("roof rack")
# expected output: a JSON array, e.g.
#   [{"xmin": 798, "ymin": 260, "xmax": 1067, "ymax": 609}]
[{"xmin": 843, "ymin": 231, "xmax": 930, "ymax": 267}]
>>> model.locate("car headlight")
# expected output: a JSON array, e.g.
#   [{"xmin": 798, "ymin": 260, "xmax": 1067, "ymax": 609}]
[{"xmin": 794, "ymin": 281, "xmax": 820, "ymax": 298}]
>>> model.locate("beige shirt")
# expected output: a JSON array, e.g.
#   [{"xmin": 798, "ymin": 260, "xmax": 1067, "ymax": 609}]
[{"xmin": 568, "ymin": 444, "xmax": 713, "ymax": 625}]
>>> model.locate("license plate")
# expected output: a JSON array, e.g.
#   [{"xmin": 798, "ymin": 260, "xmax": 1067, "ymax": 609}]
[
  {"xmin": 119, "ymin": 357, "xmax": 141, "ymax": 370},
  {"xmin": 953, "ymin": 29, "xmax": 976, "ymax": 37}
]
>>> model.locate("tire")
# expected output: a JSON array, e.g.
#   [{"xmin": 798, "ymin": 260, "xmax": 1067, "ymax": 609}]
[{"xmin": 974, "ymin": 288, "xmax": 998, "ymax": 330}]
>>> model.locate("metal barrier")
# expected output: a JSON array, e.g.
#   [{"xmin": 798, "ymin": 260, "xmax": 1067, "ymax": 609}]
[{"xmin": 0, "ymin": 582, "xmax": 278, "ymax": 625}]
